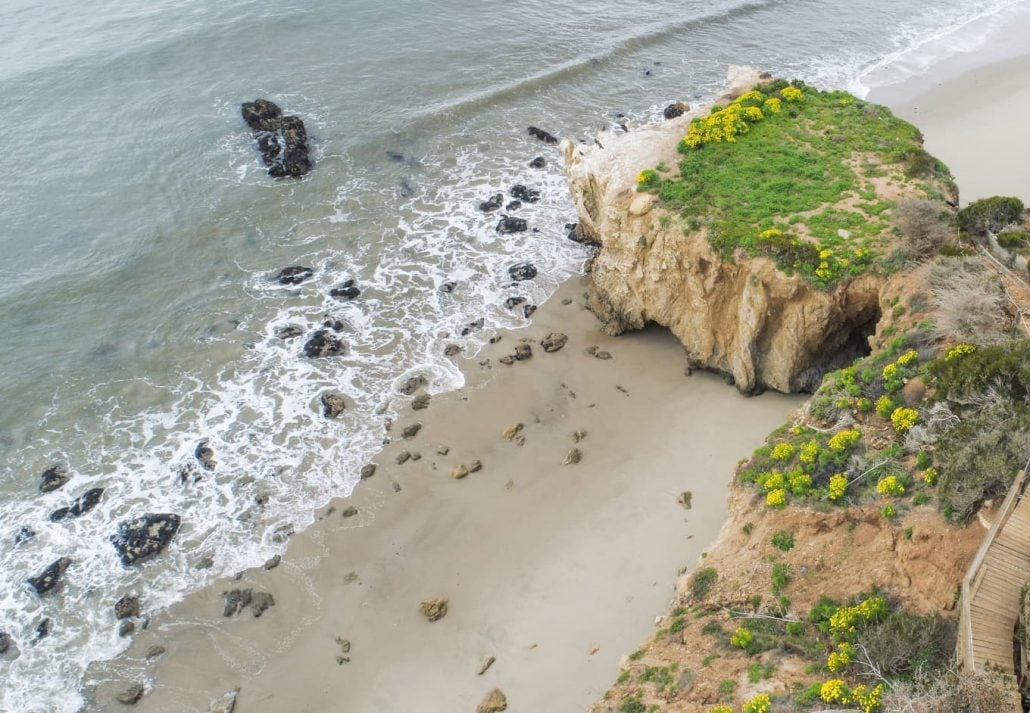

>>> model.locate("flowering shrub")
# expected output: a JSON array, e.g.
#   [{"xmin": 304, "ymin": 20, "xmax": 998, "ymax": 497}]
[
  {"xmin": 828, "ymin": 429, "xmax": 861, "ymax": 452},
  {"xmin": 742, "ymin": 693, "xmax": 771, "ymax": 713},
  {"xmin": 788, "ymin": 470, "xmax": 813, "ymax": 496},
  {"xmin": 799, "ymin": 440, "xmax": 820, "ymax": 464},
  {"xmin": 760, "ymin": 469, "xmax": 786, "ymax": 492},
  {"xmin": 770, "ymin": 442, "xmax": 795, "ymax": 461},
  {"xmin": 766, "ymin": 488, "xmax": 787, "ymax": 508},
  {"xmin": 890, "ymin": 407, "xmax": 919, "ymax": 433},
  {"xmin": 896, "ymin": 349, "xmax": 919, "ymax": 366},
  {"xmin": 763, "ymin": 97, "xmax": 781, "ymax": 113},
  {"xmin": 854, "ymin": 683, "xmax": 885, "ymax": 713},
  {"xmin": 820, "ymin": 680, "xmax": 883, "ymax": 712},
  {"xmin": 829, "ymin": 595, "xmax": 887, "ymax": 636},
  {"xmin": 730, "ymin": 626, "xmax": 753, "ymax": 650},
  {"xmin": 856, "ymin": 397, "xmax": 872, "ymax": 412},
  {"xmin": 827, "ymin": 641, "xmax": 855, "ymax": 672},
  {"xmin": 875, "ymin": 395, "xmax": 894, "ymax": 418},
  {"xmin": 828, "ymin": 474, "xmax": 848, "ymax": 501},
  {"xmin": 923, "ymin": 467, "xmax": 939, "ymax": 486},
  {"xmin": 636, "ymin": 169, "xmax": 659, "ymax": 190},
  {"xmin": 881, "ymin": 363, "xmax": 898, "ymax": 380},
  {"xmin": 684, "ymin": 103, "xmax": 751, "ymax": 148},
  {"xmin": 744, "ymin": 106, "xmax": 764, "ymax": 122},
  {"xmin": 945, "ymin": 343, "xmax": 976, "ymax": 360},
  {"xmin": 709, "ymin": 707, "xmax": 733, "ymax": 713},
  {"xmin": 820, "ymin": 679, "xmax": 847, "ymax": 703},
  {"xmin": 876, "ymin": 475, "xmax": 905, "ymax": 497},
  {"xmin": 781, "ymin": 86, "xmax": 804, "ymax": 102}
]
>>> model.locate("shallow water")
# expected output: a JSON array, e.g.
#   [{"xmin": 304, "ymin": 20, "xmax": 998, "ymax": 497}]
[{"xmin": 0, "ymin": 0, "xmax": 1027, "ymax": 708}]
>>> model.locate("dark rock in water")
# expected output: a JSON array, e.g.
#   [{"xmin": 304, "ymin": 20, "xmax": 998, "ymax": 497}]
[
  {"xmin": 504, "ymin": 296, "xmax": 526, "ymax": 309},
  {"xmin": 496, "ymin": 215, "xmax": 528, "ymax": 234},
  {"xmin": 440, "ymin": 281, "xmax": 457, "ymax": 294},
  {"xmin": 460, "ymin": 318, "xmax": 485, "ymax": 336},
  {"xmin": 115, "ymin": 594, "xmax": 141, "ymax": 620},
  {"xmin": 508, "ymin": 263, "xmax": 537, "ymax": 281},
  {"xmin": 527, "ymin": 126, "xmax": 558, "ymax": 144},
  {"xmin": 510, "ymin": 184, "xmax": 541, "ymax": 203},
  {"xmin": 412, "ymin": 393, "xmax": 430, "ymax": 411},
  {"xmin": 523, "ymin": 304, "xmax": 537, "ymax": 318},
  {"xmin": 39, "ymin": 464, "xmax": 70, "ymax": 493},
  {"xmin": 35, "ymin": 618, "xmax": 52, "ymax": 641},
  {"xmin": 360, "ymin": 463, "xmax": 377, "ymax": 479},
  {"xmin": 479, "ymin": 193, "xmax": 504, "ymax": 213},
  {"xmin": 15, "ymin": 526, "xmax": 36, "ymax": 545},
  {"xmin": 111, "ymin": 513, "xmax": 181, "ymax": 567},
  {"xmin": 116, "ymin": 684, "xmax": 145, "ymax": 705},
  {"xmin": 505, "ymin": 200, "xmax": 522, "ymax": 212},
  {"xmin": 322, "ymin": 318, "xmax": 345, "ymax": 333},
  {"xmin": 529, "ymin": 156, "xmax": 546, "ymax": 169},
  {"xmin": 514, "ymin": 343, "xmax": 532, "ymax": 361},
  {"xmin": 223, "ymin": 588, "xmax": 275, "ymax": 618},
  {"xmin": 49, "ymin": 487, "xmax": 104, "ymax": 522},
  {"xmin": 195, "ymin": 441, "xmax": 216, "ymax": 471},
  {"xmin": 321, "ymin": 391, "xmax": 347, "ymax": 418},
  {"xmin": 330, "ymin": 279, "xmax": 360, "ymax": 300},
  {"xmin": 145, "ymin": 645, "xmax": 165, "ymax": 659},
  {"xmin": 565, "ymin": 222, "xmax": 600, "ymax": 247},
  {"xmin": 341, "ymin": 506, "xmax": 358, "ymax": 518},
  {"xmin": 241, "ymin": 99, "xmax": 312, "ymax": 178},
  {"xmin": 276, "ymin": 266, "xmax": 313, "ymax": 285},
  {"xmin": 303, "ymin": 330, "xmax": 346, "ymax": 358},
  {"xmin": 663, "ymin": 102, "xmax": 690, "ymax": 119},
  {"xmin": 263, "ymin": 554, "xmax": 281, "ymax": 570},
  {"xmin": 0, "ymin": 631, "xmax": 12, "ymax": 655},
  {"xmin": 275, "ymin": 325, "xmax": 303, "ymax": 340},
  {"xmin": 27, "ymin": 557, "xmax": 72, "ymax": 595},
  {"xmin": 541, "ymin": 332, "xmax": 568, "ymax": 353},
  {"xmin": 398, "ymin": 374, "xmax": 428, "ymax": 396},
  {"xmin": 119, "ymin": 620, "xmax": 135, "ymax": 637},
  {"xmin": 399, "ymin": 179, "xmax": 415, "ymax": 198},
  {"xmin": 444, "ymin": 344, "xmax": 461, "ymax": 357}
]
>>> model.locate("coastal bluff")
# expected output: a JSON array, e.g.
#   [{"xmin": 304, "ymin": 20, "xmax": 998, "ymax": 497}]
[{"xmin": 561, "ymin": 67, "xmax": 956, "ymax": 394}]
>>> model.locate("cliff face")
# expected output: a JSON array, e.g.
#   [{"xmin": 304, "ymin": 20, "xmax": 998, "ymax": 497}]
[{"xmin": 561, "ymin": 69, "xmax": 942, "ymax": 394}]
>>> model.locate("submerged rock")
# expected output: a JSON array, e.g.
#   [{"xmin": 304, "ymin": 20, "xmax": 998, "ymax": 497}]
[
  {"xmin": 49, "ymin": 487, "xmax": 104, "ymax": 522},
  {"xmin": 460, "ymin": 318, "xmax": 485, "ymax": 336},
  {"xmin": 528, "ymin": 126, "xmax": 558, "ymax": 144},
  {"xmin": 111, "ymin": 513, "xmax": 181, "ymax": 566},
  {"xmin": 508, "ymin": 263, "xmax": 537, "ymax": 281},
  {"xmin": 330, "ymin": 279, "xmax": 360, "ymax": 300},
  {"xmin": 208, "ymin": 690, "xmax": 239, "ymax": 713},
  {"xmin": 360, "ymin": 463, "xmax": 377, "ymax": 479},
  {"xmin": 115, "ymin": 594, "xmax": 140, "ymax": 620},
  {"xmin": 27, "ymin": 557, "xmax": 72, "ymax": 595},
  {"xmin": 275, "ymin": 266, "xmax": 313, "ymax": 285},
  {"xmin": 241, "ymin": 99, "xmax": 312, "ymax": 178},
  {"xmin": 504, "ymin": 296, "xmax": 526, "ymax": 309},
  {"xmin": 496, "ymin": 215, "xmax": 528, "ymax": 234},
  {"xmin": 116, "ymin": 684, "xmax": 145, "ymax": 705},
  {"xmin": 398, "ymin": 374, "xmax": 428, "ymax": 396},
  {"xmin": 0, "ymin": 631, "xmax": 13, "ymax": 655},
  {"xmin": 523, "ymin": 304, "xmax": 536, "ymax": 318},
  {"xmin": 509, "ymin": 184, "xmax": 541, "ymax": 203},
  {"xmin": 663, "ymin": 101, "xmax": 689, "ymax": 119},
  {"xmin": 541, "ymin": 333, "xmax": 568, "ymax": 353},
  {"xmin": 195, "ymin": 441, "xmax": 216, "ymax": 471},
  {"xmin": 321, "ymin": 391, "xmax": 347, "ymax": 418},
  {"xmin": 411, "ymin": 393, "xmax": 430, "ymax": 411},
  {"xmin": 275, "ymin": 325, "xmax": 303, "ymax": 340},
  {"xmin": 529, "ymin": 156, "xmax": 546, "ymax": 169},
  {"xmin": 303, "ymin": 330, "xmax": 346, "ymax": 358},
  {"xmin": 419, "ymin": 597, "xmax": 449, "ymax": 621},
  {"xmin": 479, "ymin": 193, "xmax": 504, "ymax": 212},
  {"xmin": 39, "ymin": 464, "xmax": 70, "ymax": 493},
  {"xmin": 14, "ymin": 526, "xmax": 35, "ymax": 545},
  {"xmin": 34, "ymin": 618, "xmax": 52, "ymax": 640}
]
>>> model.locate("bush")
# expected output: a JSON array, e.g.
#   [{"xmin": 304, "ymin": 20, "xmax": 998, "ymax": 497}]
[
  {"xmin": 928, "ymin": 258, "xmax": 1010, "ymax": 344},
  {"xmin": 854, "ymin": 611, "xmax": 955, "ymax": 677},
  {"xmin": 771, "ymin": 531, "xmax": 795, "ymax": 551},
  {"xmin": 881, "ymin": 666, "xmax": 1015, "ymax": 712},
  {"xmin": 893, "ymin": 198, "xmax": 955, "ymax": 258},
  {"xmin": 691, "ymin": 567, "xmax": 718, "ymax": 600},
  {"xmin": 958, "ymin": 195, "xmax": 1024, "ymax": 236},
  {"xmin": 929, "ymin": 339, "xmax": 1030, "ymax": 403}
]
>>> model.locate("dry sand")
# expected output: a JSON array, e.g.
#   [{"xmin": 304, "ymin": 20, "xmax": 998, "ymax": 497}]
[
  {"xmin": 872, "ymin": 51, "xmax": 1030, "ymax": 205},
  {"xmin": 93, "ymin": 277, "xmax": 800, "ymax": 712}
]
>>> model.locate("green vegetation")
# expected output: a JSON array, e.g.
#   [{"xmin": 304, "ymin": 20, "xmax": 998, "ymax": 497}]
[
  {"xmin": 771, "ymin": 530, "xmax": 795, "ymax": 551},
  {"xmin": 637, "ymin": 79, "xmax": 955, "ymax": 287},
  {"xmin": 957, "ymin": 195, "xmax": 1024, "ymax": 236},
  {"xmin": 690, "ymin": 567, "xmax": 718, "ymax": 600}
]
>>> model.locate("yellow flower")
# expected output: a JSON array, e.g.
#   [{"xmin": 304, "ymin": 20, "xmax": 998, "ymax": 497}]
[
  {"xmin": 799, "ymin": 440, "xmax": 819, "ymax": 464},
  {"xmin": 820, "ymin": 679, "xmax": 847, "ymax": 703},
  {"xmin": 896, "ymin": 349, "xmax": 919, "ymax": 366},
  {"xmin": 771, "ymin": 442, "xmax": 795, "ymax": 461},
  {"xmin": 828, "ymin": 474, "xmax": 847, "ymax": 501},
  {"xmin": 781, "ymin": 86, "xmax": 804, "ymax": 102},
  {"xmin": 854, "ymin": 683, "xmax": 884, "ymax": 713},
  {"xmin": 827, "ymin": 642, "xmax": 855, "ymax": 672},
  {"xmin": 763, "ymin": 97, "xmax": 781, "ymax": 114},
  {"xmin": 882, "ymin": 363, "xmax": 898, "ymax": 380},
  {"xmin": 828, "ymin": 429, "xmax": 861, "ymax": 452},
  {"xmin": 923, "ymin": 467, "xmax": 939, "ymax": 486},
  {"xmin": 761, "ymin": 469, "xmax": 786, "ymax": 491},
  {"xmin": 876, "ymin": 475, "xmax": 905, "ymax": 497},
  {"xmin": 766, "ymin": 488, "xmax": 787, "ymax": 508},
  {"xmin": 734, "ymin": 90, "xmax": 766, "ymax": 105},
  {"xmin": 945, "ymin": 343, "xmax": 976, "ymax": 360},
  {"xmin": 890, "ymin": 407, "xmax": 919, "ymax": 433},
  {"xmin": 819, "ymin": 248, "xmax": 833, "ymax": 259},
  {"xmin": 744, "ymin": 106, "xmax": 764, "ymax": 122},
  {"xmin": 709, "ymin": 707, "xmax": 734, "ymax": 713},
  {"xmin": 743, "ymin": 693, "xmax": 772, "ymax": 713},
  {"xmin": 731, "ymin": 626, "xmax": 753, "ymax": 649},
  {"xmin": 789, "ymin": 471, "xmax": 812, "ymax": 496}
]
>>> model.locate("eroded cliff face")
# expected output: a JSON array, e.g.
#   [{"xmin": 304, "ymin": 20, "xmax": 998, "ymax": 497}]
[{"xmin": 562, "ymin": 69, "xmax": 892, "ymax": 394}]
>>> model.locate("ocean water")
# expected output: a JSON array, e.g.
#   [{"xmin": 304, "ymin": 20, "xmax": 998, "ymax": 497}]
[{"xmin": 0, "ymin": 0, "xmax": 1025, "ymax": 709}]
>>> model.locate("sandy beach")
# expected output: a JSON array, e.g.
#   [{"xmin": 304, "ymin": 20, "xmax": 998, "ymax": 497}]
[{"xmin": 90, "ymin": 277, "xmax": 798, "ymax": 711}]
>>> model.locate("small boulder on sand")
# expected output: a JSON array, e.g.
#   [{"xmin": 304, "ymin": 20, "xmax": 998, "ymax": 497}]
[
  {"xmin": 419, "ymin": 598, "xmax": 449, "ymax": 622},
  {"xmin": 540, "ymin": 332, "xmax": 568, "ymax": 353},
  {"xmin": 450, "ymin": 464, "xmax": 469, "ymax": 480},
  {"xmin": 501, "ymin": 423, "xmax": 524, "ymax": 441},
  {"xmin": 563, "ymin": 448, "xmax": 582, "ymax": 465},
  {"xmin": 477, "ymin": 688, "xmax": 508, "ymax": 713},
  {"xmin": 116, "ymin": 684, "xmax": 144, "ymax": 705}
]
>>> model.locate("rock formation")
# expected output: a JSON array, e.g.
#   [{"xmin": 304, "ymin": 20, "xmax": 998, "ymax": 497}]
[{"xmin": 240, "ymin": 99, "xmax": 312, "ymax": 178}]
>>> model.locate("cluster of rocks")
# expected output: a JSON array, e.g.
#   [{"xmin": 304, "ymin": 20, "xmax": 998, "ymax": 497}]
[
  {"xmin": 222, "ymin": 588, "xmax": 276, "ymax": 618},
  {"xmin": 240, "ymin": 99, "xmax": 312, "ymax": 178}
]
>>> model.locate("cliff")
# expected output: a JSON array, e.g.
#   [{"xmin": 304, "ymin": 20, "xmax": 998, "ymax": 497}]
[{"xmin": 562, "ymin": 68, "xmax": 957, "ymax": 394}]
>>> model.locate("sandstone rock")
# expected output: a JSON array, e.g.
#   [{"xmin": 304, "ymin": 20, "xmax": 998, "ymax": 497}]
[
  {"xmin": 563, "ymin": 448, "xmax": 582, "ymax": 465},
  {"xmin": 251, "ymin": 591, "xmax": 275, "ymax": 617},
  {"xmin": 479, "ymin": 193, "xmax": 504, "ymax": 213},
  {"xmin": 628, "ymin": 193, "xmax": 655, "ymax": 216},
  {"xmin": 401, "ymin": 423, "xmax": 422, "ymax": 439},
  {"xmin": 419, "ymin": 598, "xmax": 449, "ymax": 621},
  {"xmin": 360, "ymin": 463, "xmax": 377, "ymax": 479},
  {"xmin": 27, "ymin": 557, "xmax": 72, "ymax": 595},
  {"xmin": 514, "ymin": 342, "xmax": 532, "ymax": 361},
  {"xmin": 678, "ymin": 491, "xmax": 693, "ymax": 509},
  {"xmin": 477, "ymin": 655, "xmax": 496, "ymax": 675},
  {"xmin": 115, "ymin": 595, "xmax": 140, "ymax": 620},
  {"xmin": 541, "ymin": 333, "xmax": 568, "ymax": 352},
  {"xmin": 510, "ymin": 184, "xmax": 541, "ymax": 203},
  {"xmin": 303, "ymin": 330, "xmax": 346, "ymax": 358},
  {"xmin": 50, "ymin": 487, "xmax": 104, "ymax": 522},
  {"xmin": 477, "ymin": 688, "xmax": 508, "ymax": 713},
  {"xmin": 496, "ymin": 216, "xmax": 527, "ymax": 234},
  {"xmin": 594, "ymin": 350, "xmax": 612, "ymax": 360},
  {"xmin": 508, "ymin": 263, "xmax": 537, "ymax": 281},
  {"xmin": 469, "ymin": 460, "xmax": 483, "ymax": 473},
  {"xmin": 39, "ymin": 464, "xmax": 70, "ymax": 493},
  {"xmin": 330, "ymin": 279, "xmax": 361, "ymax": 300},
  {"xmin": 276, "ymin": 266, "xmax": 313, "ymax": 285},
  {"xmin": 241, "ymin": 99, "xmax": 312, "ymax": 178},
  {"xmin": 116, "ymin": 684, "xmax": 144, "ymax": 705},
  {"xmin": 501, "ymin": 423, "xmax": 524, "ymax": 441},
  {"xmin": 663, "ymin": 102, "xmax": 689, "ymax": 119},
  {"xmin": 111, "ymin": 513, "xmax": 181, "ymax": 566},
  {"xmin": 528, "ymin": 126, "xmax": 558, "ymax": 144},
  {"xmin": 529, "ymin": 156, "xmax": 546, "ymax": 168},
  {"xmin": 412, "ymin": 394, "xmax": 430, "ymax": 410},
  {"xmin": 321, "ymin": 392, "xmax": 347, "ymax": 418},
  {"xmin": 450, "ymin": 464, "xmax": 469, "ymax": 480}
]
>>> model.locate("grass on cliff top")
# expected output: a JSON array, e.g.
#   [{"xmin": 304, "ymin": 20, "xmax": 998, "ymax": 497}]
[{"xmin": 638, "ymin": 79, "xmax": 955, "ymax": 288}]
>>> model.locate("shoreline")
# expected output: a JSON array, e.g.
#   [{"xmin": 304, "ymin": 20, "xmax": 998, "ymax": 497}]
[{"xmin": 91, "ymin": 276, "xmax": 800, "ymax": 711}]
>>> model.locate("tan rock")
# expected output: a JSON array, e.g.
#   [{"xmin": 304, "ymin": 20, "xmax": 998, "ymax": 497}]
[
  {"xmin": 419, "ymin": 598, "xmax": 448, "ymax": 622},
  {"xmin": 450, "ymin": 464, "xmax": 469, "ymax": 480},
  {"xmin": 477, "ymin": 655, "xmax": 496, "ymax": 675},
  {"xmin": 563, "ymin": 448, "xmax": 582, "ymax": 465},
  {"xmin": 476, "ymin": 688, "xmax": 507, "ymax": 713},
  {"xmin": 501, "ymin": 423, "xmax": 524, "ymax": 441}
]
